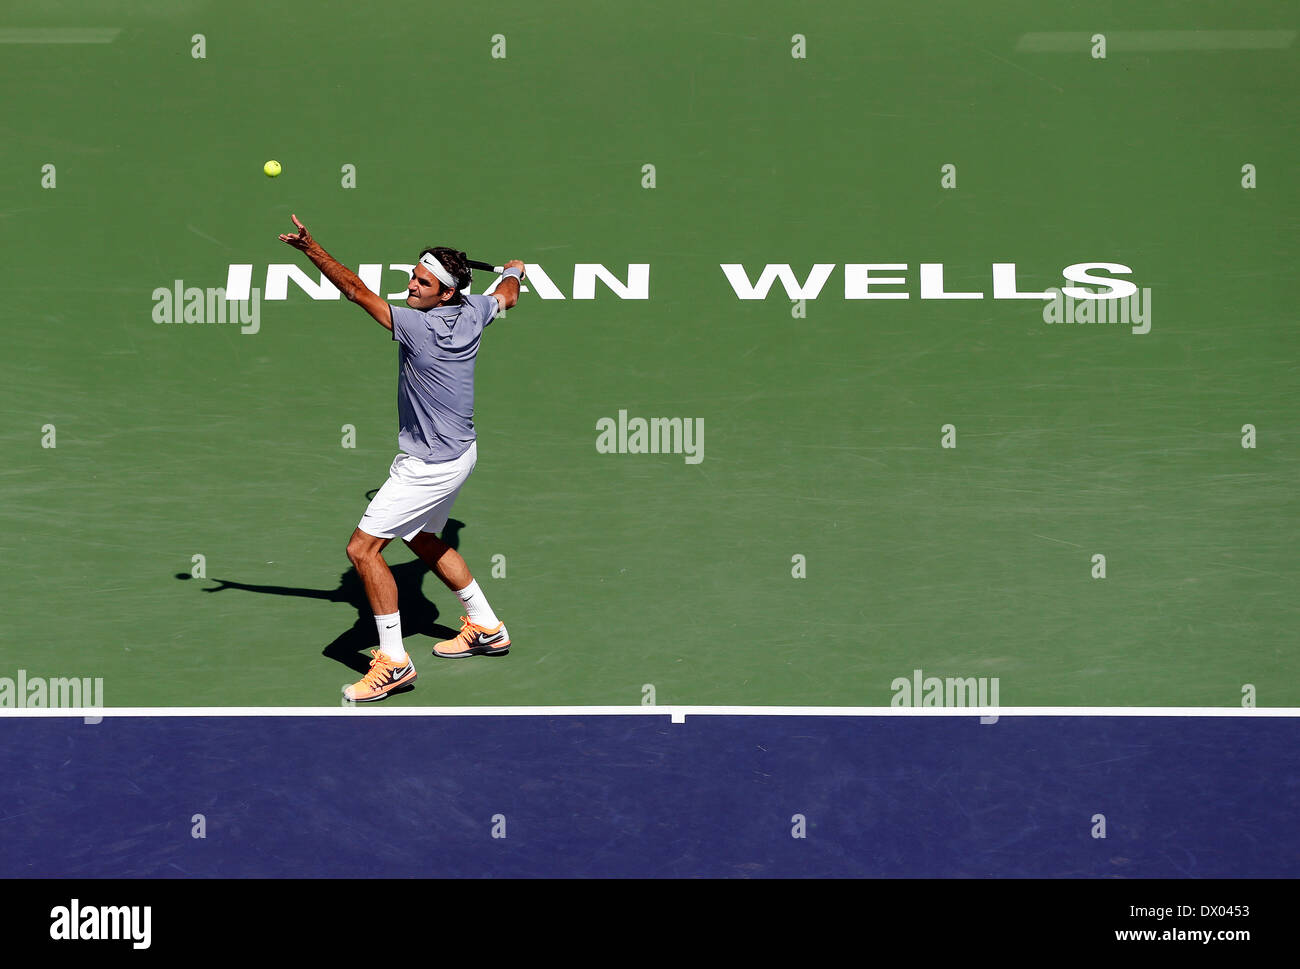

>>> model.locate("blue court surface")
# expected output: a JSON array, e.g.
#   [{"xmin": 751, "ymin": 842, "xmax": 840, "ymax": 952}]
[{"xmin": 1, "ymin": 714, "xmax": 1294, "ymax": 878}]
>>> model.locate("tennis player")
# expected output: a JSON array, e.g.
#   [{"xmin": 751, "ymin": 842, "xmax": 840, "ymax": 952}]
[{"xmin": 278, "ymin": 215, "xmax": 524, "ymax": 701}]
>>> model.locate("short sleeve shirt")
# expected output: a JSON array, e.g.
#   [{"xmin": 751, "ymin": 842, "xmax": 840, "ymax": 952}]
[{"xmin": 388, "ymin": 293, "xmax": 498, "ymax": 463}]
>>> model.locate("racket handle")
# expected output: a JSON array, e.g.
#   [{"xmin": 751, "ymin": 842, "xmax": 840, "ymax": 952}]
[{"xmin": 466, "ymin": 259, "xmax": 498, "ymax": 272}]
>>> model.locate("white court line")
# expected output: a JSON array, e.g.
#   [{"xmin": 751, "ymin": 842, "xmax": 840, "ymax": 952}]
[
  {"xmin": 1016, "ymin": 30, "xmax": 1296, "ymax": 52},
  {"xmin": 0, "ymin": 705, "xmax": 1296, "ymax": 720},
  {"xmin": 0, "ymin": 28, "xmax": 121, "ymax": 44}
]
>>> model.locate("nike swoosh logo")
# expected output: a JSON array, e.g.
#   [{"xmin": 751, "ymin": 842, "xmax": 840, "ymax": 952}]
[{"xmin": 386, "ymin": 623, "xmax": 398, "ymax": 629}]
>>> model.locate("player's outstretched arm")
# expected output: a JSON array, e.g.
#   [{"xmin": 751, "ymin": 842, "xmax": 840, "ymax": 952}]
[
  {"xmin": 278, "ymin": 214, "xmax": 393, "ymax": 331},
  {"xmin": 492, "ymin": 260, "xmax": 526, "ymax": 315}
]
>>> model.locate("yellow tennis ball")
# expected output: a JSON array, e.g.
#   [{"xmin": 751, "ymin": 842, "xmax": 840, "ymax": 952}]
[{"xmin": 263, "ymin": 160, "xmax": 282, "ymax": 178}]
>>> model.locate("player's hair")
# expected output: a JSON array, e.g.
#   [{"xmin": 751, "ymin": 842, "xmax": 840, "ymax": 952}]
[{"xmin": 420, "ymin": 246, "xmax": 470, "ymax": 304}]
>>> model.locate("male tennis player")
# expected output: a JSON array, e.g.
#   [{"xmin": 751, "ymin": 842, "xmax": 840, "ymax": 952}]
[{"xmin": 278, "ymin": 214, "xmax": 525, "ymax": 701}]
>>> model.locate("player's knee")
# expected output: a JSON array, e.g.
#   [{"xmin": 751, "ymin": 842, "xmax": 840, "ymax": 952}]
[{"xmin": 346, "ymin": 535, "xmax": 376, "ymax": 565}]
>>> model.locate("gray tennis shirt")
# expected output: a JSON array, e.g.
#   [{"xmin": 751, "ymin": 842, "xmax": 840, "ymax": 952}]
[{"xmin": 389, "ymin": 293, "xmax": 498, "ymax": 463}]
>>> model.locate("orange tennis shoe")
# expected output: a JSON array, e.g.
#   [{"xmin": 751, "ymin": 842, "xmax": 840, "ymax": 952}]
[
  {"xmin": 433, "ymin": 617, "xmax": 511, "ymax": 658},
  {"xmin": 342, "ymin": 649, "xmax": 417, "ymax": 701}
]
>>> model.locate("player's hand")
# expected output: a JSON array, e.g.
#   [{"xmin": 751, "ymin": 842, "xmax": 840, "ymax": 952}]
[
  {"xmin": 504, "ymin": 259, "xmax": 526, "ymax": 280},
  {"xmin": 278, "ymin": 214, "xmax": 315, "ymax": 251}
]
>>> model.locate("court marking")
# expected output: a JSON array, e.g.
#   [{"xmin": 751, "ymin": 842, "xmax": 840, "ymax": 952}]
[
  {"xmin": 1, "ymin": 705, "xmax": 1295, "ymax": 720},
  {"xmin": 0, "ymin": 28, "xmax": 121, "ymax": 44},
  {"xmin": 1016, "ymin": 30, "xmax": 1296, "ymax": 52}
]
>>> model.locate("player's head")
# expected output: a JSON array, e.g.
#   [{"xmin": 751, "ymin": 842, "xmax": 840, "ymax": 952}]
[{"xmin": 408, "ymin": 247, "xmax": 471, "ymax": 309}]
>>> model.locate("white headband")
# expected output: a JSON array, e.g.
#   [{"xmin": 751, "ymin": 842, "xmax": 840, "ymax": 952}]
[{"xmin": 418, "ymin": 253, "xmax": 458, "ymax": 290}]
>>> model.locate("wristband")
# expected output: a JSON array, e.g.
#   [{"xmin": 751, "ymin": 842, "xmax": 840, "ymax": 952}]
[{"xmin": 502, "ymin": 266, "xmax": 524, "ymax": 282}]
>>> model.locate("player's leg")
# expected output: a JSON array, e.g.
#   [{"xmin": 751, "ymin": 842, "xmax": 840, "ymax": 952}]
[
  {"xmin": 406, "ymin": 530, "xmax": 510, "ymax": 657},
  {"xmin": 346, "ymin": 527, "xmax": 397, "ymax": 614},
  {"xmin": 350, "ymin": 451, "xmax": 437, "ymax": 660},
  {"xmin": 342, "ymin": 526, "xmax": 416, "ymax": 702},
  {"xmin": 341, "ymin": 455, "xmax": 423, "ymax": 701},
  {"xmin": 401, "ymin": 442, "xmax": 509, "ymax": 658},
  {"xmin": 404, "ymin": 529, "xmax": 472, "ymax": 591}
]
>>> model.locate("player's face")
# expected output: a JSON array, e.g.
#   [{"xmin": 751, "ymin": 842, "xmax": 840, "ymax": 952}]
[{"xmin": 407, "ymin": 265, "xmax": 456, "ymax": 310}]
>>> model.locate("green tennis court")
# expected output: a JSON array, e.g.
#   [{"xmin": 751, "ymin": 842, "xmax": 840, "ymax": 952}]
[{"xmin": 2, "ymin": 0, "xmax": 1295, "ymax": 708}]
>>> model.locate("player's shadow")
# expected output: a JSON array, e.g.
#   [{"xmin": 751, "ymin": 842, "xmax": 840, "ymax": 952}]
[{"xmin": 177, "ymin": 518, "xmax": 469, "ymax": 675}]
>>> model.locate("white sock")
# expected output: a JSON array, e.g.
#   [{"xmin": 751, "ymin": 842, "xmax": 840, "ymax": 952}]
[
  {"xmin": 455, "ymin": 580, "xmax": 500, "ymax": 629},
  {"xmin": 374, "ymin": 612, "xmax": 406, "ymax": 660}
]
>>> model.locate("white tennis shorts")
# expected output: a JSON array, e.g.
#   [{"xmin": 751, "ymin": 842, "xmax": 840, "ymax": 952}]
[{"xmin": 357, "ymin": 442, "xmax": 477, "ymax": 542}]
